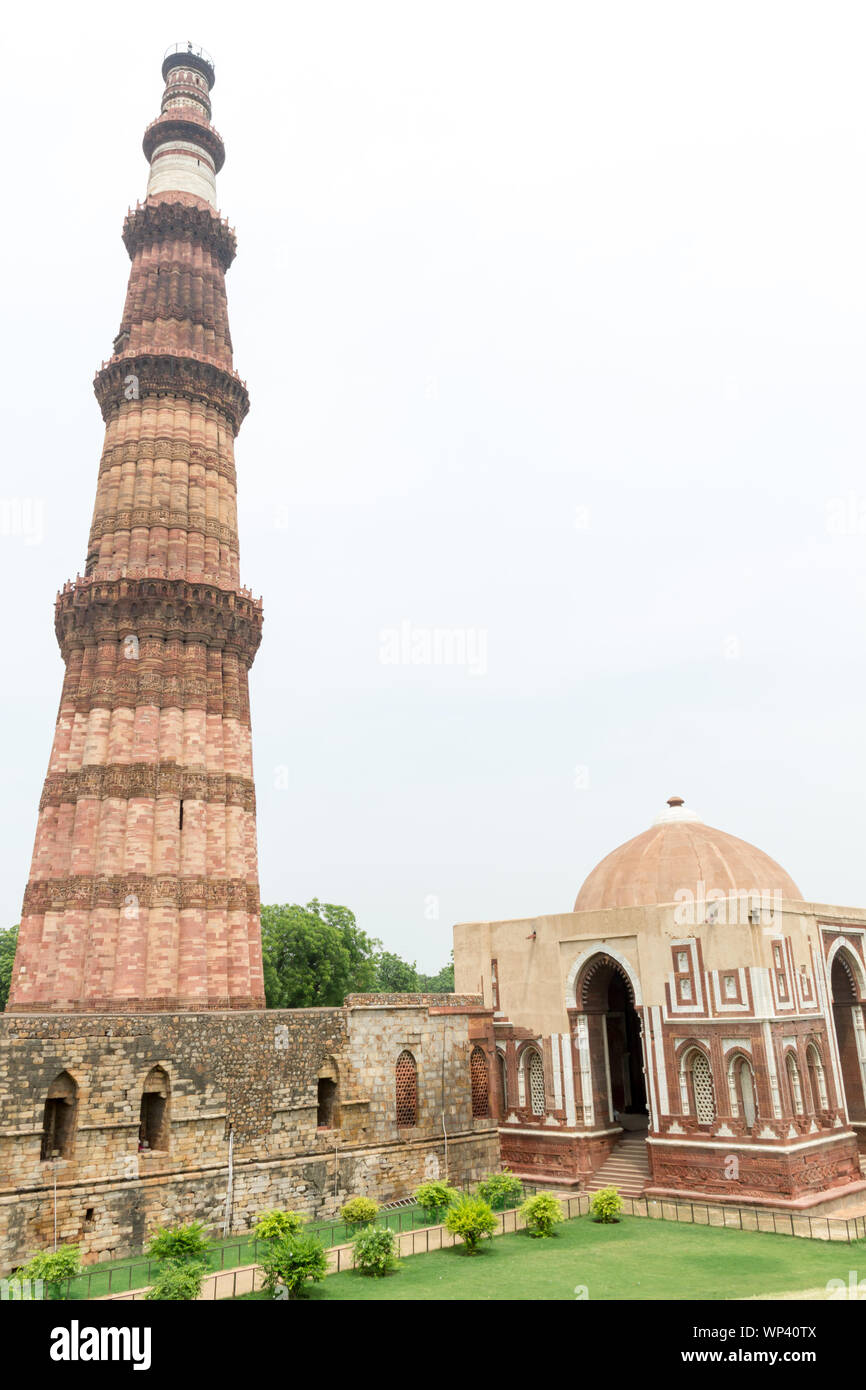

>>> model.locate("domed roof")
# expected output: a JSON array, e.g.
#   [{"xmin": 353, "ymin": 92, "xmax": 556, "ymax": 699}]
[{"xmin": 574, "ymin": 796, "xmax": 802, "ymax": 912}]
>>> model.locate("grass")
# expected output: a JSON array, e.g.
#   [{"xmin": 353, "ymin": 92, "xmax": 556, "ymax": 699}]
[
  {"xmin": 232, "ymin": 1214, "xmax": 866, "ymax": 1302},
  {"xmin": 62, "ymin": 1199, "xmax": 523, "ymax": 1298}
]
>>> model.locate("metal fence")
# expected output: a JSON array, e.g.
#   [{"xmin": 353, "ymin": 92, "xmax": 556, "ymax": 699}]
[
  {"xmin": 55, "ymin": 1183, "xmax": 536, "ymax": 1299},
  {"xmin": 568, "ymin": 1192, "xmax": 866, "ymax": 1243},
  {"xmin": 59, "ymin": 1181, "xmax": 864, "ymax": 1299}
]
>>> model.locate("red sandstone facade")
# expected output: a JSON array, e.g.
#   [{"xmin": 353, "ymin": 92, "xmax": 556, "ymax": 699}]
[
  {"xmin": 9, "ymin": 48, "xmax": 264, "ymax": 1012},
  {"xmin": 455, "ymin": 800, "xmax": 866, "ymax": 1210}
]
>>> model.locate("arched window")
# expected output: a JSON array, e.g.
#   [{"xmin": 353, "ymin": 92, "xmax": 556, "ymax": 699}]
[
  {"xmin": 470, "ymin": 1046, "xmax": 489, "ymax": 1118},
  {"xmin": 41, "ymin": 1071, "xmax": 78, "ymax": 1161},
  {"xmin": 525, "ymin": 1048, "xmax": 545, "ymax": 1117},
  {"xmin": 729, "ymin": 1054, "xmax": 757, "ymax": 1129},
  {"xmin": 806, "ymin": 1043, "xmax": 828, "ymax": 1113},
  {"xmin": 685, "ymin": 1049, "xmax": 715, "ymax": 1123},
  {"xmin": 317, "ymin": 1060, "xmax": 339, "ymax": 1129},
  {"xmin": 395, "ymin": 1051, "xmax": 417, "ymax": 1128},
  {"xmin": 497, "ymin": 1049, "xmax": 508, "ymax": 1111},
  {"xmin": 139, "ymin": 1066, "xmax": 170, "ymax": 1152},
  {"xmin": 786, "ymin": 1052, "xmax": 804, "ymax": 1116}
]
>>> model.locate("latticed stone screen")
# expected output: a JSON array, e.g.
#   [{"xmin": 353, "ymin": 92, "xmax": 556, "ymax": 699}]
[
  {"xmin": 527, "ymin": 1050, "xmax": 545, "ymax": 1116},
  {"xmin": 691, "ymin": 1051, "xmax": 715, "ymax": 1123},
  {"xmin": 395, "ymin": 1050, "xmax": 417, "ymax": 1127},
  {"xmin": 470, "ymin": 1046, "xmax": 489, "ymax": 1117}
]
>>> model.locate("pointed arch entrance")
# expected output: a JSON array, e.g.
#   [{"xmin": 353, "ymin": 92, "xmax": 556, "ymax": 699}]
[
  {"xmin": 576, "ymin": 953, "xmax": 648, "ymax": 1126},
  {"xmin": 829, "ymin": 946, "xmax": 866, "ymax": 1122}
]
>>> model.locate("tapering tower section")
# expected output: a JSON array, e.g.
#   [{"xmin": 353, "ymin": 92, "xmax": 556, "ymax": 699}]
[{"xmin": 9, "ymin": 46, "xmax": 265, "ymax": 1012}]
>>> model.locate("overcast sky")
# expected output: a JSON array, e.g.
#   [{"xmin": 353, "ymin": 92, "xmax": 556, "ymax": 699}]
[{"xmin": 2, "ymin": 2, "xmax": 866, "ymax": 971}]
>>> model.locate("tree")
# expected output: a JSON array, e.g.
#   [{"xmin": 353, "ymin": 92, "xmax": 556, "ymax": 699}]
[
  {"xmin": 19, "ymin": 1245, "xmax": 82, "ymax": 1299},
  {"xmin": 144, "ymin": 1260, "xmax": 208, "ymax": 1301},
  {"xmin": 520, "ymin": 1192, "xmax": 564, "ymax": 1237},
  {"xmin": 146, "ymin": 1220, "xmax": 211, "ymax": 1263},
  {"xmin": 589, "ymin": 1187, "xmax": 624, "ymax": 1224},
  {"xmin": 413, "ymin": 1181, "xmax": 459, "ymax": 1223},
  {"xmin": 417, "ymin": 952, "xmax": 454, "ymax": 993},
  {"xmin": 444, "ymin": 1196, "xmax": 498, "ymax": 1253},
  {"xmin": 260, "ymin": 1233, "xmax": 328, "ymax": 1300},
  {"xmin": 476, "ymin": 1170, "xmax": 523, "ymax": 1210},
  {"xmin": 253, "ymin": 1209, "xmax": 306, "ymax": 1242},
  {"xmin": 340, "ymin": 1197, "xmax": 379, "ymax": 1231},
  {"xmin": 376, "ymin": 951, "xmax": 419, "ymax": 992},
  {"xmin": 0, "ymin": 925, "xmax": 19, "ymax": 1012},
  {"xmin": 261, "ymin": 901, "xmax": 380, "ymax": 1009},
  {"xmin": 352, "ymin": 1225, "xmax": 398, "ymax": 1277}
]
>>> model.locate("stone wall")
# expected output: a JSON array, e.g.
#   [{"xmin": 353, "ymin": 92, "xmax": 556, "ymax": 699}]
[{"xmin": 0, "ymin": 998, "xmax": 500, "ymax": 1272}]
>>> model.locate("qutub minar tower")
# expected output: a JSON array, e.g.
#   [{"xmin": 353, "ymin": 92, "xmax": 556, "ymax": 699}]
[
  {"xmin": 0, "ymin": 45, "xmax": 499, "ymax": 1272},
  {"xmin": 4, "ymin": 41, "xmax": 865, "ymax": 1281},
  {"xmin": 10, "ymin": 44, "xmax": 265, "ymax": 1013}
]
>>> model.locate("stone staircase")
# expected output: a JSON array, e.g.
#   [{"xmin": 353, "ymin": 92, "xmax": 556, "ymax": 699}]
[{"xmin": 585, "ymin": 1132, "xmax": 651, "ymax": 1198}]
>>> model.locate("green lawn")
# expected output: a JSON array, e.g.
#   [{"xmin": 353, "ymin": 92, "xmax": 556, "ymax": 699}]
[
  {"xmin": 62, "ymin": 1200, "xmax": 512, "ymax": 1299},
  {"xmin": 236, "ymin": 1215, "xmax": 865, "ymax": 1302}
]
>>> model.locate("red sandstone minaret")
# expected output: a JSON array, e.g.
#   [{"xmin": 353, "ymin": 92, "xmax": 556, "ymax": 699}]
[{"xmin": 8, "ymin": 45, "xmax": 265, "ymax": 1012}]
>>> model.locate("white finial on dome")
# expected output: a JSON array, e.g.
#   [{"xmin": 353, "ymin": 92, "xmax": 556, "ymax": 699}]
[{"xmin": 652, "ymin": 795, "xmax": 703, "ymax": 826}]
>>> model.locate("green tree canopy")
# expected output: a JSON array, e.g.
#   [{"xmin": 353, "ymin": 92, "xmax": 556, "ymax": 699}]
[
  {"xmin": 261, "ymin": 900, "xmax": 379, "ymax": 1008},
  {"xmin": 375, "ymin": 950, "xmax": 420, "ymax": 992},
  {"xmin": 0, "ymin": 925, "xmax": 19, "ymax": 1012},
  {"xmin": 259, "ymin": 903, "xmax": 455, "ymax": 1008}
]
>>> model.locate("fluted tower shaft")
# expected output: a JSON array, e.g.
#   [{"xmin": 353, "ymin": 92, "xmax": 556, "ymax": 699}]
[{"xmin": 8, "ymin": 46, "xmax": 265, "ymax": 1012}]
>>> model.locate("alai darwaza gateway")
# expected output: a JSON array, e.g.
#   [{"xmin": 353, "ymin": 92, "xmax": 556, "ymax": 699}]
[{"xmin": 453, "ymin": 796, "xmax": 866, "ymax": 1211}]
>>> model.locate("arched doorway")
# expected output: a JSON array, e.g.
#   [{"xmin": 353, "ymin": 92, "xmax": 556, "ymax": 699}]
[
  {"xmin": 578, "ymin": 954, "xmax": 648, "ymax": 1126},
  {"xmin": 830, "ymin": 950, "xmax": 866, "ymax": 1121}
]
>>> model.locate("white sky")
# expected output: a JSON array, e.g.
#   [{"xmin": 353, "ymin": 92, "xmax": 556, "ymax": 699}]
[{"xmin": 2, "ymin": 2, "xmax": 866, "ymax": 971}]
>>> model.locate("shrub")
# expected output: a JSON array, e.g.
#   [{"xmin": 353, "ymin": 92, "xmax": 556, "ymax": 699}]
[
  {"xmin": 253, "ymin": 1208, "xmax": 306, "ymax": 1242},
  {"xmin": 476, "ymin": 1170, "xmax": 524, "ymax": 1210},
  {"xmin": 520, "ymin": 1192, "xmax": 564, "ymax": 1238},
  {"xmin": 589, "ymin": 1187, "xmax": 624, "ymax": 1224},
  {"xmin": 144, "ymin": 1260, "xmax": 208, "ymax": 1301},
  {"xmin": 260, "ymin": 1233, "xmax": 329, "ymax": 1300},
  {"xmin": 412, "ymin": 1181, "xmax": 459, "ymax": 1223},
  {"xmin": 340, "ymin": 1196, "xmax": 379, "ymax": 1230},
  {"xmin": 352, "ymin": 1225, "xmax": 398, "ymax": 1277},
  {"xmin": 19, "ymin": 1245, "xmax": 82, "ymax": 1299},
  {"xmin": 444, "ymin": 1196, "xmax": 498, "ymax": 1254},
  {"xmin": 146, "ymin": 1219, "xmax": 211, "ymax": 1263}
]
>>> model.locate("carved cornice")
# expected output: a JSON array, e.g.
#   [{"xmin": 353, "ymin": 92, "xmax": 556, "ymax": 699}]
[
  {"xmin": 123, "ymin": 200, "xmax": 236, "ymax": 269},
  {"xmin": 23, "ymin": 875, "xmax": 260, "ymax": 915},
  {"xmin": 54, "ymin": 576, "xmax": 263, "ymax": 667},
  {"xmin": 39, "ymin": 764, "xmax": 255, "ymax": 812},
  {"xmin": 94, "ymin": 353, "xmax": 249, "ymax": 435},
  {"xmin": 98, "ymin": 438, "xmax": 237, "ymax": 488},
  {"xmin": 142, "ymin": 114, "xmax": 226, "ymax": 173},
  {"xmin": 61, "ymin": 672, "xmax": 249, "ymax": 719},
  {"xmin": 88, "ymin": 508, "xmax": 239, "ymax": 552}
]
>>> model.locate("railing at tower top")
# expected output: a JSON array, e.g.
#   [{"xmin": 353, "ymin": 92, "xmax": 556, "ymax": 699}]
[{"xmin": 163, "ymin": 42, "xmax": 215, "ymax": 69}]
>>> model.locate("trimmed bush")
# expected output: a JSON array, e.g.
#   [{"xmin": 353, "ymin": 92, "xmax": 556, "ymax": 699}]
[
  {"xmin": 352, "ymin": 1225, "xmax": 398, "ymax": 1277},
  {"xmin": 476, "ymin": 1170, "xmax": 524, "ymax": 1210},
  {"xmin": 520, "ymin": 1192, "xmax": 564, "ymax": 1238},
  {"xmin": 146, "ymin": 1219, "xmax": 211, "ymax": 1263},
  {"xmin": 260, "ymin": 1233, "xmax": 329, "ymax": 1300},
  {"xmin": 253, "ymin": 1208, "xmax": 306, "ymax": 1242},
  {"xmin": 340, "ymin": 1196, "xmax": 379, "ymax": 1230},
  {"xmin": 144, "ymin": 1259, "xmax": 208, "ymax": 1301},
  {"xmin": 589, "ymin": 1187, "xmax": 624, "ymax": 1224},
  {"xmin": 444, "ymin": 1196, "xmax": 498, "ymax": 1254},
  {"xmin": 412, "ymin": 1181, "xmax": 459, "ymax": 1223},
  {"xmin": 19, "ymin": 1245, "xmax": 82, "ymax": 1299}
]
